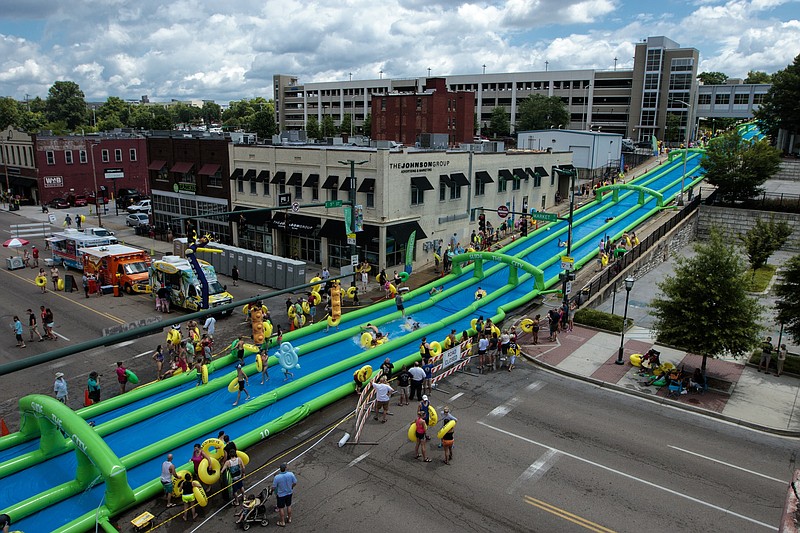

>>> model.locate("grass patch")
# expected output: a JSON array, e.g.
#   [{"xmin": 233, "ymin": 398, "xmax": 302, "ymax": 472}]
[
  {"xmin": 574, "ymin": 308, "xmax": 632, "ymax": 333},
  {"xmin": 744, "ymin": 264, "xmax": 777, "ymax": 292},
  {"xmin": 748, "ymin": 350, "xmax": 800, "ymax": 374}
]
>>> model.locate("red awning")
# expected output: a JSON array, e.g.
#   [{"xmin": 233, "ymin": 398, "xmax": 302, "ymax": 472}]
[
  {"xmin": 198, "ymin": 163, "xmax": 220, "ymax": 176},
  {"xmin": 147, "ymin": 160, "xmax": 166, "ymax": 171},
  {"xmin": 170, "ymin": 161, "xmax": 194, "ymax": 174}
]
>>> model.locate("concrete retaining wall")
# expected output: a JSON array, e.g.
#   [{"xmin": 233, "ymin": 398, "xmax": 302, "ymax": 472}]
[
  {"xmin": 777, "ymin": 159, "xmax": 800, "ymax": 182},
  {"xmin": 697, "ymin": 205, "xmax": 800, "ymax": 252}
]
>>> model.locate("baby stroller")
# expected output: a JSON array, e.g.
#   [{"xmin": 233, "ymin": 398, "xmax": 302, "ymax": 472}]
[{"xmin": 236, "ymin": 488, "xmax": 270, "ymax": 530}]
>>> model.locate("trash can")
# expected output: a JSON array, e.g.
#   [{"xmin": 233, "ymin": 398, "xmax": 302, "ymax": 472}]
[{"xmin": 113, "ymin": 286, "xmax": 120, "ymax": 297}]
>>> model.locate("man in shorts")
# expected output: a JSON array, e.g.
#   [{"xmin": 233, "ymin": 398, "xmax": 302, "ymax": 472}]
[
  {"xmin": 271, "ymin": 463, "xmax": 298, "ymax": 527},
  {"xmin": 395, "ymin": 292, "xmax": 405, "ymax": 317},
  {"xmin": 372, "ymin": 376, "xmax": 394, "ymax": 423},
  {"xmin": 232, "ymin": 363, "xmax": 251, "ymax": 406},
  {"xmin": 160, "ymin": 453, "xmax": 178, "ymax": 508}
]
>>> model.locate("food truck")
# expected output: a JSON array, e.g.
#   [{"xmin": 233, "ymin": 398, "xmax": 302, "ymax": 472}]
[
  {"xmin": 47, "ymin": 229, "xmax": 116, "ymax": 270},
  {"xmin": 82, "ymin": 245, "xmax": 151, "ymax": 294},
  {"xmin": 148, "ymin": 255, "xmax": 233, "ymax": 315}
]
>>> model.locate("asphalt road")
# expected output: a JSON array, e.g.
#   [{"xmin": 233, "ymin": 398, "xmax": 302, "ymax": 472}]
[{"xmin": 111, "ymin": 360, "xmax": 792, "ymax": 533}]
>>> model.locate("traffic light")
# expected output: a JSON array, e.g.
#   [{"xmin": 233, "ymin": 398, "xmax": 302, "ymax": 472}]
[
  {"xmin": 478, "ymin": 213, "xmax": 486, "ymax": 232},
  {"xmin": 520, "ymin": 218, "xmax": 528, "ymax": 237}
]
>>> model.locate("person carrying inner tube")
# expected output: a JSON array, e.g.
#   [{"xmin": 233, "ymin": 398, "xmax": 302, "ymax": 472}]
[{"xmin": 419, "ymin": 337, "xmax": 432, "ymax": 364}]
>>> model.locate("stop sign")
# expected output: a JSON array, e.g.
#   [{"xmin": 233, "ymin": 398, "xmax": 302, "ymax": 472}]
[{"xmin": 497, "ymin": 205, "xmax": 509, "ymax": 219}]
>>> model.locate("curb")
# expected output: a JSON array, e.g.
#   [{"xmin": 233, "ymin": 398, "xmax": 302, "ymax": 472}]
[{"xmin": 522, "ymin": 351, "xmax": 800, "ymax": 438}]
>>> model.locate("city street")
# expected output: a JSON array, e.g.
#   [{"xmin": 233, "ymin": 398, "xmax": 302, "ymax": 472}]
[{"xmin": 113, "ymin": 359, "xmax": 792, "ymax": 532}]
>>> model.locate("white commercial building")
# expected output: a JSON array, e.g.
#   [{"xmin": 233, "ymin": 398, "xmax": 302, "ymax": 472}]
[{"xmin": 228, "ymin": 144, "xmax": 572, "ymax": 272}]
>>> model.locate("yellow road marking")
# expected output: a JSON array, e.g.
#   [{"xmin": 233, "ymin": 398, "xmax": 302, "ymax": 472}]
[
  {"xmin": 2, "ymin": 268, "xmax": 125, "ymax": 324},
  {"xmin": 524, "ymin": 495, "xmax": 617, "ymax": 533}
]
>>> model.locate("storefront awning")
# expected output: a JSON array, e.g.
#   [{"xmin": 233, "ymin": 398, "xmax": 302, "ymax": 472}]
[
  {"xmin": 475, "ymin": 171, "xmax": 494, "ymax": 184},
  {"xmin": 255, "ymin": 170, "xmax": 269, "ymax": 183},
  {"xmin": 243, "ymin": 169, "xmax": 256, "ymax": 181},
  {"xmin": 450, "ymin": 172, "xmax": 470, "ymax": 186},
  {"xmin": 388, "ymin": 221, "xmax": 427, "ymax": 243},
  {"xmin": 322, "ymin": 175, "xmax": 338, "ymax": 189},
  {"xmin": 148, "ymin": 160, "xmax": 166, "ymax": 171},
  {"xmin": 357, "ymin": 178, "xmax": 376, "ymax": 193},
  {"xmin": 534, "ymin": 166, "xmax": 549, "ymax": 177},
  {"xmin": 339, "ymin": 178, "xmax": 352, "ymax": 191},
  {"xmin": 229, "ymin": 205, "xmax": 272, "ymax": 225},
  {"xmin": 270, "ymin": 171, "xmax": 286, "ymax": 184},
  {"xmin": 287, "ymin": 172, "xmax": 303, "ymax": 186},
  {"xmin": 410, "ymin": 176, "xmax": 434, "ymax": 191},
  {"xmin": 318, "ymin": 219, "xmax": 346, "ymax": 240},
  {"xmin": 171, "ymin": 161, "xmax": 194, "ymax": 174},
  {"xmin": 439, "ymin": 174, "xmax": 453, "ymax": 187},
  {"xmin": 498, "ymin": 169, "xmax": 514, "ymax": 181},
  {"xmin": 304, "ymin": 173, "xmax": 319, "ymax": 187},
  {"xmin": 512, "ymin": 168, "xmax": 527, "ymax": 180},
  {"xmin": 271, "ymin": 212, "xmax": 320, "ymax": 233},
  {"xmin": 230, "ymin": 168, "xmax": 243, "ymax": 180},
  {"xmin": 198, "ymin": 163, "xmax": 220, "ymax": 176}
]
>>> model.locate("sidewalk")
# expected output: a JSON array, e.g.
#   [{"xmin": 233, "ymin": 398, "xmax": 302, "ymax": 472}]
[{"xmin": 519, "ymin": 324, "xmax": 800, "ymax": 435}]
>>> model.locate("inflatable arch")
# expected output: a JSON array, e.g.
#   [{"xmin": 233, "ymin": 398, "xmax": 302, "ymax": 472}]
[
  {"xmin": 450, "ymin": 251, "xmax": 545, "ymax": 290},
  {"xmin": 594, "ymin": 183, "xmax": 665, "ymax": 207},
  {"xmin": 17, "ymin": 394, "xmax": 136, "ymax": 514}
]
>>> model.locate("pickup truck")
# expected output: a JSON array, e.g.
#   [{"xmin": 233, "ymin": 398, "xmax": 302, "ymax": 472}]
[{"xmin": 127, "ymin": 199, "xmax": 151, "ymax": 214}]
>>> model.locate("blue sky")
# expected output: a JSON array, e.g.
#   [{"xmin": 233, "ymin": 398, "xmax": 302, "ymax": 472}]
[{"xmin": 0, "ymin": 0, "xmax": 797, "ymax": 103}]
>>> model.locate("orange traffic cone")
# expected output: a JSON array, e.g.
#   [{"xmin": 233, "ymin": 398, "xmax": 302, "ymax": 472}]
[
  {"xmin": 84, "ymin": 390, "xmax": 93, "ymax": 407},
  {"xmin": 1, "ymin": 418, "xmax": 9, "ymax": 436}
]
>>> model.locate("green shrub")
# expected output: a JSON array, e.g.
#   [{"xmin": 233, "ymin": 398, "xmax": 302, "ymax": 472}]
[{"xmin": 574, "ymin": 308, "xmax": 632, "ymax": 333}]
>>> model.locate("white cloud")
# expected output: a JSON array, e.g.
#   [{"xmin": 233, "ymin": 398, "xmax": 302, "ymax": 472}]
[{"xmin": 0, "ymin": 0, "xmax": 795, "ymax": 102}]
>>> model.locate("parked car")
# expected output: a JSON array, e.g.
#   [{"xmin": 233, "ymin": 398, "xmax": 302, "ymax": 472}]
[
  {"xmin": 72, "ymin": 195, "xmax": 88, "ymax": 207},
  {"xmin": 49, "ymin": 198, "xmax": 70, "ymax": 209},
  {"xmin": 126, "ymin": 213, "xmax": 150, "ymax": 227},
  {"xmin": 117, "ymin": 188, "xmax": 142, "ymax": 205},
  {"xmin": 127, "ymin": 199, "xmax": 151, "ymax": 214},
  {"xmin": 635, "ymin": 141, "xmax": 653, "ymax": 149},
  {"xmin": 83, "ymin": 227, "xmax": 117, "ymax": 239}
]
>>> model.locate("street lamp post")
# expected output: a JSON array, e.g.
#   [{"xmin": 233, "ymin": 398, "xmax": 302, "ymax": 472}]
[
  {"xmin": 615, "ymin": 276, "xmax": 635, "ymax": 364},
  {"xmin": 554, "ymin": 167, "xmax": 577, "ymax": 315},
  {"xmin": 672, "ymin": 99, "xmax": 692, "ymax": 206},
  {"xmin": 86, "ymin": 139, "xmax": 102, "ymax": 227}
]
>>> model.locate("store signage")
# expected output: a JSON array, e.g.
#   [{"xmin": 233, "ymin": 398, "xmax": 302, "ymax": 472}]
[
  {"xmin": 104, "ymin": 168, "xmax": 124, "ymax": 179},
  {"xmin": 43, "ymin": 176, "xmax": 63, "ymax": 188},
  {"xmin": 173, "ymin": 182, "xmax": 196, "ymax": 195}
]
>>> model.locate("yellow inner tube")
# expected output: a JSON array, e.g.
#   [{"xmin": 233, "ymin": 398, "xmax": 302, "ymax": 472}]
[
  {"xmin": 197, "ymin": 456, "xmax": 220, "ymax": 484},
  {"xmin": 256, "ymin": 353, "xmax": 264, "ymax": 372},
  {"xmin": 172, "ymin": 470, "xmax": 191, "ymax": 498},
  {"xmin": 201, "ymin": 364, "xmax": 208, "ymax": 384},
  {"xmin": 193, "ymin": 484, "xmax": 208, "ymax": 507},
  {"xmin": 35, "ymin": 276, "xmax": 47, "ymax": 287},
  {"xmin": 360, "ymin": 332, "xmax": 373, "ymax": 348},
  {"xmin": 429, "ymin": 341, "xmax": 442, "ymax": 357},
  {"xmin": 443, "ymin": 337, "xmax": 453, "ymax": 349},
  {"xmin": 474, "ymin": 289, "xmax": 487, "ymax": 299},
  {"xmin": 407, "ymin": 422, "xmax": 419, "ymax": 442},
  {"xmin": 428, "ymin": 405, "xmax": 438, "ymax": 426},
  {"xmin": 347, "ymin": 286, "xmax": 357, "ymax": 299},
  {"xmin": 437, "ymin": 419, "xmax": 456, "ymax": 440},
  {"xmin": 287, "ymin": 305, "xmax": 296, "ymax": 318},
  {"xmin": 327, "ymin": 315, "xmax": 340, "ymax": 327},
  {"xmin": 237, "ymin": 450, "xmax": 250, "ymax": 465},
  {"xmin": 388, "ymin": 283, "xmax": 397, "ymax": 296},
  {"xmin": 293, "ymin": 314, "xmax": 305, "ymax": 328},
  {"xmin": 201, "ymin": 438, "xmax": 225, "ymax": 461},
  {"xmin": 520, "ymin": 319, "xmax": 534, "ymax": 334},
  {"xmin": 309, "ymin": 276, "xmax": 322, "ymax": 292},
  {"xmin": 629, "ymin": 353, "xmax": 643, "ymax": 367},
  {"xmin": 309, "ymin": 291, "xmax": 320, "ymax": 305},
  {"xmin": 263, "ymin": 320, "xmax": 273, "ymax": 339}
]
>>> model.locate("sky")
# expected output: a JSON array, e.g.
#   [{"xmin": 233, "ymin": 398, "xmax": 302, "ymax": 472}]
[{"xmin": 0, "ymin": 0, "xmax": 798, "ymax": 104}]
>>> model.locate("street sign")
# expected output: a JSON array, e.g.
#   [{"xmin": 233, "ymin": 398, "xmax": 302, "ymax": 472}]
[
  {"xmin": 497, "ymin": 205, "xmax": 509, "ymax": 219},
  {"xmin": 291, "ymin": 202, "xmax": 300, "ymax": 213},
  {"xmin": 325, "ymin": 200, "xmax": 343, "ymax": 208},
  {"xmin": 530, "ymin": 211, "xmax": 557, "ymax": 222},
  {"xmin": 350, "ymin": 255, "xmax": 359, "ymax": 266},
  {"xmin": 104, "ymin": 168, "xmax": 124, "ymax": 179},
  {"xmin": 347, "ymin": 233, "xmax": 356, "ymax": 245},
  {"xmin": 566, "ymin": 281, "xmax": 572, "ymax": 295},
  {"xmin": 278, "ymin": 193, "xmax": 291, "ymax": 206},
  {"xmin": 561, "ymin": 256, "xmax": 574, "ymax": 271}
]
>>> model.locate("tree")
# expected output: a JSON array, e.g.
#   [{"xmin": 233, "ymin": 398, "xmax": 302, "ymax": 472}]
[
  {"xmin": 321, "ymin": 115, "xmax": 336, "ymax": 137},
  {"xmin": 97, "ymin": 97, "xmax": 130, "ymax": 129},
  {"xmin": 170, "ymin": 103, "xmax": 201, "ymax": 126},
  {"xmin": 775, "ymin": 255, "xmax": 800, "ymax": 343},
  {"xmin": 96, "ymin": 115, "xmax": 124, "ymax": 132},
  {"xmin": 201, "ymin": 101, "xmax": 222, "ymax": 126},
  {"xmin": 665, "ymin": 113, "xmax": 682, "ymax": 145},
  {"xmin": 745, "ymin": 70, "xmax": 772, "ymax": 84},
  {"xmin": 650, "ymin": 229, "xmax": 764, "ymax": 373},
  {"xmin": 739, "ymin": 217, "xmax": 793, "ymax": 275},
  {"xmin": 128, "ymin": 105, "xmax": 154, "ymax": 130},
  {"xmin": 339, "ymin": 113, "xmax": 353, "ymax": 135},
  {"xmin": 18, "ymin": 110, "xmax": 46, "ymax": 133},
  {"xmin": 754, "ymin": 54, "xmax": 800, "ymax": 139},
  {"xmin": 45, "ymin": 81, "xmax": 88, "ymax": 130},
  {"xmin": 516, "ymin": 94, "xmax": 569, "ymax": 131},
  {"xmin": 0, "ymin": 97, "xmax": 20, "ymax": 130},
  {"xmin": 488, "ymin": 106, "xmax": 509, "ymax": 138},
  {"xmin": 362, "ymin": 113, "xmax": 372, "ymax": 137},
  {"xmin": 250, "ymin": 110, "xmax": 277, "ymax": 140},
  {"xmin": 701, "ymin": 129, "xmax": 781, "ymax": 202},
  {"xmin": 697, "ymin": 71, "xmax": 729, "ymax": 85},
  {"xmin": 306, "ymin": 115, "xmax": 320, "ymax": 140},
  {"xmin": 151, "ymin": 107, "xmax": 174, "ymax": 130}
]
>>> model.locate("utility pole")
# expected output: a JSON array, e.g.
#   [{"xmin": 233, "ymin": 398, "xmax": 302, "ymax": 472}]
[
  {"xmin": 554, "ymin": 167, "xmax": 577, "ymax": 314},
  {"xmin": 339, "ymin": 159, "xmax": 368, "ymax": 287}
]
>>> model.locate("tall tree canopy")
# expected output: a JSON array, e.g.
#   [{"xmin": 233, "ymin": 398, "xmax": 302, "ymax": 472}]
[
  {"xmin": 516, "ymin": 94, "xmax": 569, "ymax": 131},
  {"xmin": 697, "ymin": 71, "xmax": 729, "ymax": 85},
  {"xmin": 0, "ymin": 97, "xmax": 20, "ymax": 130},
  {"xmin": 45, "ymin": 81, "xmax": 88, "ymax": 130},
  {"xmin": 650, "ymin": 229, "xmax": 763, "ymax": 372},
  {"xmin": 739, "ymin": 217, "xmax": 793, "ymax": 274},
  {"xmin": 754, "ymin": 54, "xmax": 800, "ymax": 139},
  {"xmin": 745, "ymin": 70, "xmax": 772, "ymax": 84},
  {"xmin": 701, "ymin": 129, "xmax": 781, "ymax": 202},
  {"xmin": 306, "ymin": 115, "xmax": 320, "ymax": 140},
  {"xmin": 775, "ymin": 255, "xmax": 800, "ymax": 343},
  {"xmin": 488, "ymin": 106, "xmax": 510, "ymax": 138}
]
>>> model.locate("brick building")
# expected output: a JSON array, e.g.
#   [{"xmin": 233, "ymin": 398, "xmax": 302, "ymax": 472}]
[
  {"xmin": 146, "ymin": 132, "xmax": 232, "ymax": 242},
  {"xmin": 371, "ymin": 78, "xmax": 475, "ymax": 146},
  {"xmin": 33, "ymin": 133, "xmax": 149, "ymax": 205}
]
